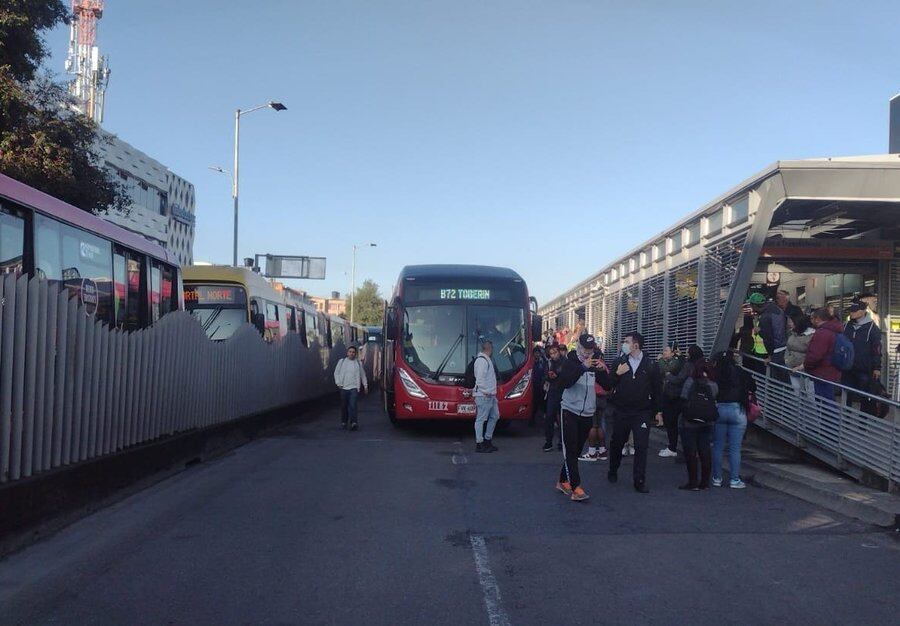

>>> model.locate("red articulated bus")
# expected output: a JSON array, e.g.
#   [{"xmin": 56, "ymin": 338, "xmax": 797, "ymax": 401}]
[{"xmin": 381, "ymin": 265, "xmax": 542, "ymax": 425}]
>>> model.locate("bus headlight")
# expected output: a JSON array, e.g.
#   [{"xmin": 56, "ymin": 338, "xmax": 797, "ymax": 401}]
[
  {"xmin": 505, "ymin": 369, "xmax": 532, "ymax": 399},
  {"xmin": 398, "ymin": 367, "xmax": 428, "ymax": 399}
]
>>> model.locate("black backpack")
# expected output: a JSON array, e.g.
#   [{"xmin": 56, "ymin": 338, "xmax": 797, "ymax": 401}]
[
  {"xmin": 685, "ymin": 380, "xmax": 719, "ymax": 424},
  {"xmin": 462, "ymin": 355, "xmax": 488, "ymax": 389}
]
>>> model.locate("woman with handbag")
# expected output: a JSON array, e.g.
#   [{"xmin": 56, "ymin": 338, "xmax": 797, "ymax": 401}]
[
  {"xmin": 711, "ymin": 350, "xmax": 755, "ymax": 489},
  {"xmin": 679, "ymin": 356, "xmax": 718, "ymax": 490}
]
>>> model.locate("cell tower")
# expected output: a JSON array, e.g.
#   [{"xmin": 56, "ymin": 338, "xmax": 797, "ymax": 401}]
[{"xmin": 64, "ymin": 0, "xmax": 111, "ymax": 124}]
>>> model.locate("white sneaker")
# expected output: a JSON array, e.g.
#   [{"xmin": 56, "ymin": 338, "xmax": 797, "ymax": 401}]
[
  {"xmin": 578, "ymin": 452, "xmax": 599, "ymax": 462},
  {"xmin": 730, "ymin": 478, "xmax": 747, "ymax": 489},
  {"xmin": 658, "ymin": 448, "xmax": 677, "ymax": 458},
  {"xmin": 624, "ymin": 444, "xmax": 635, "ymax": 456},
  {"xmin": 712, "ymin": 477, "xmax": 723, "ymax": 487}
]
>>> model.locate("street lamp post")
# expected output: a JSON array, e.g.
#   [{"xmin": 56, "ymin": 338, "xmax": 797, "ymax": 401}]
[
  {"xmin": 350, "ymin": 242, "xmax": 377, "ymax": 324},
  {"xmin": 227, "ymin": 100, "xmax": 287, "ymax": 267}
]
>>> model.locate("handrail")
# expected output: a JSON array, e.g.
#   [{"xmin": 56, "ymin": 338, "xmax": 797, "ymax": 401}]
[{"xmin": 739, "ymin": 353, "xmax": 899, "ymax": 409}]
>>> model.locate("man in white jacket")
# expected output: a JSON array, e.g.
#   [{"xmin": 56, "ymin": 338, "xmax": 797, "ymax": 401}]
[
  {"xmin": 473, "ymin": 340, "xmax": 499, "ymax": 453},
  {"xmin": 334, "ymin": 345, "xmax": 368, "ymax": 431}
]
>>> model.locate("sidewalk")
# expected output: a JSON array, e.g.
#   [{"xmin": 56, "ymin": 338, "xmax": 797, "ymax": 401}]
[{"xmin": 648, "ymin": 427, "xmax": 900, "ymax": 529}]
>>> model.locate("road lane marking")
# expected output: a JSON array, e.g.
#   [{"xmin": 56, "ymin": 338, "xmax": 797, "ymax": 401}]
[{"xmin": 469, "ymin": 535, "xmax": 511, "ymax": 626}]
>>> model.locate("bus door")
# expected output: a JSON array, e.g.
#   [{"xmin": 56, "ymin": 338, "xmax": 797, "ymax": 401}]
[{"xmin": 113, "ymin": 247, "xmax": 146, "ymax": 330}]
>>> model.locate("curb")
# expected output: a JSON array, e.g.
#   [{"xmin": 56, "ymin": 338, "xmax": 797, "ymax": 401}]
[
  {"xmin": 648, "ymin": 427, "xmax": 900, "ymax": 529},
  {"xmin": 743, "ymin": 460, "xmax": 900, "ymax": 529}
]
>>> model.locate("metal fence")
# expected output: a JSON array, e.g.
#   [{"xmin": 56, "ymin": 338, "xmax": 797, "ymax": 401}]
[
  {"xmin": 741, "ymin": 355, "xmax": 900, "ymax": 491},
  {"xmin": 0, "ymin": 273, "xmax": 353, "ymax": 484}
]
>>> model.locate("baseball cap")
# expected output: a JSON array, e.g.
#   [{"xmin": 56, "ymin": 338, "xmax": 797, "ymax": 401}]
[
  {"xmin": 578, "ymin": 333, "xmax": 597, "ymax": 350},
  {"xmin": 745, "ymin": 293, "xmax": 766, "ymax": 306}
]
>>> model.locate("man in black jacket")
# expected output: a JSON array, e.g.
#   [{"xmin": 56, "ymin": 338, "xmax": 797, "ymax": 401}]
[
  {"xmin": 843, "ymin": 299, "xmax": 883, "ymax": 415},
  {"xmin": 604, "ymin": 331, "xmax": 662, "ymax": 493}
]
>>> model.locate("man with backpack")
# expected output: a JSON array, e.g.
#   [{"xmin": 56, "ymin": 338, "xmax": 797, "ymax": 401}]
[
  {"xmin": 470, "ymin": 340, "xmax": 500, "ymax": 453},
  {"xmin": 843, "ymin": 299, "xmax": 883, "ymax": 415},
  {"xmin": 801, "ymin": 308, "xmax": 846, "ymax": 401}
]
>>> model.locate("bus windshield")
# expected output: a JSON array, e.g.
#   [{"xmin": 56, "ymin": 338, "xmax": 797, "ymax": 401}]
[
  {"xmin": 188, "ymin": 307, "xmax": 247, "ymax": 341},
  {"xmin": 402, "ymin": 304, "xmax": 526, "ymax": 379},
  {"xmin": 184, "ymin": 283, "xmax": 248, "ymax": 341}
]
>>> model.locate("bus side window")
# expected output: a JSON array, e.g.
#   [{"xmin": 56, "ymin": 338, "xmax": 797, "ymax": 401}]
[
  {"xmin": 34, "ymin": 213, "xmax": 114, "ymax": 324},
  {"xmin": 0, "ymin": 206, "xmax": 25, "ymax": 276},
  {"xmin": 113, "ymin": 251, "xmax": 126, "ymax": 328},
  {"xmin": 149, "ymin": 263, "xmax": 162, "ymax": 323},
  {"xmin": 305, "ymin": 311, "xmax": 317, "ymax": 346},
  {"xmin": 287, "ymin": 306, "xmax": 297, "ymax": 333},
  {"xmin": 326, "ymin": 319, "xmax": 333, "ymax": 348},
  {"xmin": 160, "ymin": 263, "xmax": 178, "ymax": 315},
  {"xmin": 266, "ymin": 301, "xmax": 280, "ymax": 339},
  {"xmin": 276, "ymin": 304, "xmax": 289, "ymax": 338},
  {"xmin": 125, "ymin": 252, "xmax": 144, "ymax": 330}
]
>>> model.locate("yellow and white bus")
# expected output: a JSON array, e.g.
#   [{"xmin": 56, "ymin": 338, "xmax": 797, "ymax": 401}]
[{"xmin": 182, "ymin": 265, "xmax": 367, "ymax": 348}]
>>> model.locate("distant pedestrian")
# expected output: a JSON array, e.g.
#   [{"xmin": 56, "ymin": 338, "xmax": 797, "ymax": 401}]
[
  {"xmin": 531, "ymin": 346, "xmax": 547, "ymax": 426},
  {"xmin": 679, "ymin": 357, "xmax": 717, "ymax": 490},
  {"xmin": 556, "ymin": 334, "xmax": 608, "ymax": 502},
  {"xmin": 843, "ymin": 299, "xmax": 882, "ymax": 415},
  {"xmin": 711, "ymin": 350, "xmax": 754, "ymax": 489},
  {"xmin": 657, "ymin": 344, "xmax": 685, "ymax": 458},
  {"xmin": 473, "ymin": 340, "xmax": 500, "ymax": 453},
  {"xmin": 606, "ymin": 332, "xmax": 662, "ymax": 494},
  {"xmin": 785, "ymin": 313, "xmax": 815, "ymax": 396},
  {"xmin": 334, "ymin": 345, "xmax": 368, "ymax": 431},
  {"xmin": 759, "ymin": 292, "xmax": 790, "ymax": 380},
  {"xmin": 802, "ymin": 308, "xmax": 844, "ymax": 401},
  {"xmin": 543, "ymin": 343, "xmax": 565, "ymax": 452}
]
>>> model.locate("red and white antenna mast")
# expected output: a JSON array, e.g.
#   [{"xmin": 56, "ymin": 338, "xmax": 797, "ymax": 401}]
[{"xmin": 65, "ymin": 0, "xmax": 111, "ymax": 124}]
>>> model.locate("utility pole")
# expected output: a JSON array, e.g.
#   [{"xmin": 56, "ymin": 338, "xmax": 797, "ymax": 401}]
[{"xmin": 350, "ymin": 243, "xmax": 377, "ymax": 324}]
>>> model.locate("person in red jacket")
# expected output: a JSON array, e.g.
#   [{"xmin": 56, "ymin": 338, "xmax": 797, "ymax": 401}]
[{"xmin": 799, "ymin": 308, "xmax": 843, "ymax": 401}]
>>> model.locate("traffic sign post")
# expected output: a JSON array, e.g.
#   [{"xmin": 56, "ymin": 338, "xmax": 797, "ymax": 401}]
[{"xmin": 255, "ymin": 254, "xmax": 327, "ymax": 280}]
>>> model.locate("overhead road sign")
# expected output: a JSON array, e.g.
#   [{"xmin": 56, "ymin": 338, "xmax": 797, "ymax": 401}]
[{"xmin": 259, "ymin": 254, "xmax": 327, "ymax": 280}]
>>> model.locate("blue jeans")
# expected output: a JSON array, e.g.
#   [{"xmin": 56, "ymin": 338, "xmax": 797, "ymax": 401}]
[
  {"xmin": 474, "ymin": 395, "xmax": 500, "ymax": 443},
  {"xmin": 713, "ymin": 402, "xmax": 747, "ymax": 481},
  {"xmin": 340, "ymin": 388, "xmax": 359, "ymax": 425},
  {"xmin": 813, "ymin": 379, "xmax": 835, "ymax": 402}
]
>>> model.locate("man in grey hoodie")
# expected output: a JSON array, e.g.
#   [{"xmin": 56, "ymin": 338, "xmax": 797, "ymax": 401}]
[{"xmin": 554, "ymin": 334, "xmax": 609, "ymax": 502}]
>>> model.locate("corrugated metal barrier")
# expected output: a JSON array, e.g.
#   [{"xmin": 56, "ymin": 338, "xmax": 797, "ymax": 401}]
[{"xmin": 0, "ymin": 274, "xmax": 353, "ymax": 484}]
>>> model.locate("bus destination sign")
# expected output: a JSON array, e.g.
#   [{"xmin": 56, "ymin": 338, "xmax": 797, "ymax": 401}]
[
  {"xmin": 184, "ymin": 285, "xmax": 246, "ymax": 306},
  {"xmin": 440, "ymin": 288, "xmax": 491, "ymax": 300}
]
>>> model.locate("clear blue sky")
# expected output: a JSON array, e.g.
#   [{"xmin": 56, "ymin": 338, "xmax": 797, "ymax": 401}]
[{"xmin": 47, "ymin": 0, "xmax": 900, "ymax": 304}]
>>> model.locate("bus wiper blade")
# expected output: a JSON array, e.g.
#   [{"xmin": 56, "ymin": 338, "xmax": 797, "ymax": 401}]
[{"xmin": 433, "ymin": 333, "xmax": 464, "ymax": 381}]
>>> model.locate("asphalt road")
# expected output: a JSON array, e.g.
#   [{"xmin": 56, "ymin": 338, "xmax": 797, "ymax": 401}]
[{"xmin": 1, "ymin": 394, "xmax": 898, "ymax": 625}]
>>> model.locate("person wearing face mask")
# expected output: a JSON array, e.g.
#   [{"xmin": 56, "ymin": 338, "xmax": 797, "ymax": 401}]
[
  {"xmin": 604, "ymin": 332, "xmax": 663, "ymax": 493},
  {"xmin": 555, "ymin": 334, "xmax": 611, "ymax": 502},
  {"xmin": 842, "ymin": 299, "xmax": 883, "ymax": 415}
]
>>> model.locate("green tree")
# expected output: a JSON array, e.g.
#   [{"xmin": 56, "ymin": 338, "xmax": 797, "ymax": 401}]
[
  {"xmin": 350, "ymin": 279, "xmax": 384, "ymax": 326},
  {"xmin": 0, "ymin": 1, "xmax": 127, "ymax": 213}
]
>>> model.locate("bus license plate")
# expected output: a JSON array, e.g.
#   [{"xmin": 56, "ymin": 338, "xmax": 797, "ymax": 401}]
[
  {"xmin": 457, "ymin": 403, "xmax": 476, "ymax": 415},
  {"xmin": 428, "ymin": 401, "xmax": 448, "ymax": 411}
]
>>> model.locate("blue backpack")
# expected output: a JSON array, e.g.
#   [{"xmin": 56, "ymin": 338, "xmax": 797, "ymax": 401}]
[{"xmin": 831, "ymin": 332, "xmax": 855, "ymax": 372}]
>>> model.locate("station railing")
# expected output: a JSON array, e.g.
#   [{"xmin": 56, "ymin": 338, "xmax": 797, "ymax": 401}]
[{"xmin": 740, "ymin": 354, "xmax": 900, "ymax": 493}]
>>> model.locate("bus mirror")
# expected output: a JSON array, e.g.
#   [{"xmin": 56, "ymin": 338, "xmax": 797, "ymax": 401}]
[
  {"xmin": 386, "ymin": 309, "xmax": 397, "ymax": 341},
  {"xmin": 251, "ymin": 312, "xmax": 266, "ymax": 335},
  {"xmin": 531, "ymin": 314, "xmax": 543, "ymax": 343}
]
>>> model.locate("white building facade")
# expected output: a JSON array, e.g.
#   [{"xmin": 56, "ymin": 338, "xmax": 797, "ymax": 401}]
[{"xmin": 97, "ymin": 131, "xmax": 196, "ymax": 266}]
